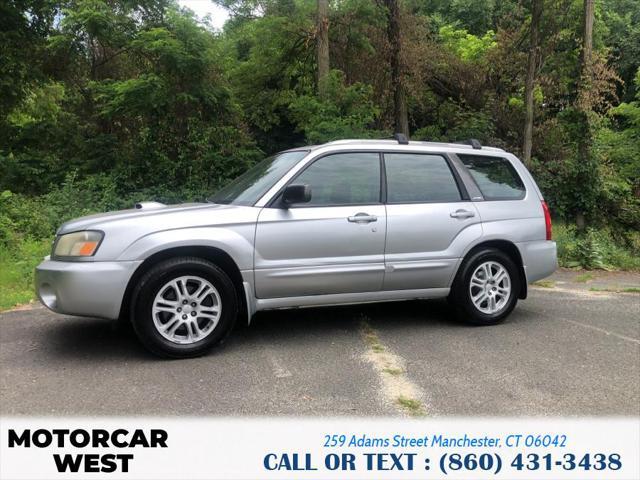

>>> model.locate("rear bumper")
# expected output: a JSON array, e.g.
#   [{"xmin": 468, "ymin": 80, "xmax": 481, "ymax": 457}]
[
  {"xmin": 35, "ymin": 259, "xmax": 142, "ymax": 319},
  {"xmin": 517, "ymin": 240, "xmax": 558, "ymax": 284}
]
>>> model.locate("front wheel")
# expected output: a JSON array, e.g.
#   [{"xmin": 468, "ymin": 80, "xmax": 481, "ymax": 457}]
[
  {"xmin": 131, "ymin": 257, "xmax": 238, "ymax": 358},
  {"xmin": 450, "ymin": 248, "xmax": 520, "ymax": 325}
]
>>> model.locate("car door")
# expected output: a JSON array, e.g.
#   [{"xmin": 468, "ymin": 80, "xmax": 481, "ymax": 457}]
[
  {"xmin": 254, "ymin": 151, "xmax": 386, "ymax": 299},
  {"xmin": 382, "ymin": 152, "xmax": 482, "ymax": 290}
]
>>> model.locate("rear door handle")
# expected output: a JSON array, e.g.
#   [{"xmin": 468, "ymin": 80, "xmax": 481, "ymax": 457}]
[
  {"xmin": 348, "ymin": 212, "xmax": 377, "ymax": 223},
  {"xmin": 450, "ymin": 209, "xmax": 475, "ymax": 219}
]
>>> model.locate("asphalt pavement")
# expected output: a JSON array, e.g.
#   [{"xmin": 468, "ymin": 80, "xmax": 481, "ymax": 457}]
[{"xmin": 1, "ymin": 270, "xmax": 638, "ymax": 417}]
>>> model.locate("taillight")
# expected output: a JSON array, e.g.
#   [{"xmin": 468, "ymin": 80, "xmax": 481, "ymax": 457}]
[{"xmin": 541, "ymin": 201, "xmax": 552, "ymax": 240}]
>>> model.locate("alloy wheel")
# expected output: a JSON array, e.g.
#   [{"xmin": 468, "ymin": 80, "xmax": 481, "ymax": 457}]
[
  {"xmin": 152, "ymin": 275, "xmax": 222, "ymax": 344},
  {"xmin": 468, "ymin": 261, "xmax": 511, "ymax": 314}
]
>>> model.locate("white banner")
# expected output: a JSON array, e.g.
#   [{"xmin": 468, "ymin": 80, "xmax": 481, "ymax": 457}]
[{"xmin": 1, "ymin": 417, "xmax": 638, "ymax": 479}]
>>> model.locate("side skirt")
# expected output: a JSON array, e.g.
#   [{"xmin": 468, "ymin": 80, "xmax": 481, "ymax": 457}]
[{"xmin": 254, "ymin": 288, "xmax": 450, "ymax": 312}]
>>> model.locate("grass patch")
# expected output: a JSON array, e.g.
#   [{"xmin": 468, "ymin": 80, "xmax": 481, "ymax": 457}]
[
  {"xmin": 575, "ymin": 273, "xmax": 595, "ymax": 283},
  {"xmin": 382, "ymin": 367, "xmax": 403, "ymax": 376},
  {"xmin": 588, "ymin": 287, "xmax": 612, "ymax": 293},
  {"xmin": 0, "ymin": 240, "xmax": 50, "ymax": 311},
  {"xmin": 589, "ymin": 286, "xmax": 640, "ymax": 294},
  {"xmin": 396, "ymin": 396, "xmax": 425, "ymax": 416},
  {"xmin": 361, "ymin": 320, "xmax": 385, "ymax": 352},
  {"xmin": 533, "ymin": 280, "xmax": 555, "ymax": 288}
]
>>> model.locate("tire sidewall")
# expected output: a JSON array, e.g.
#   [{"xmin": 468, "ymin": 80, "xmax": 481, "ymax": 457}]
[
  {"xmin": 132, "ymin": 258, "xmax": 237, "ymax": 358},
  {"xmin": 454, "ymin": 249, "xmax": 520, "ymax": 325}
]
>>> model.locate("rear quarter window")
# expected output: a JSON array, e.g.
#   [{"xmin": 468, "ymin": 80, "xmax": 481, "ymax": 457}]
[
  {"xmin": 385, "ymin": 153, "xmax": 462, "ymax": 203},
  {"xmin": 458, "ymin": 154, "xmax": 526, "ymax": 200}
]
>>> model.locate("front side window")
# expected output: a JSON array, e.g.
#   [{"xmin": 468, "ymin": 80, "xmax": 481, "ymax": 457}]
[
  {"xmin": 385, "ymin": 153, "xmax": 461, "ymax": 203},
  {"xmin": 458, "ymin": 154, "xmax": 526, "ymax": 200},
  {"xmin": 290, "ymin": 152, "xmax": 381, "ymax": 206},
  {"xmin": 209, "ymin": 150, "xmax": 308, "ymax": 206}
]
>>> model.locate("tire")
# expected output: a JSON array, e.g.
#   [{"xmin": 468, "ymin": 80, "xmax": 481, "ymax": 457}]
[
  {"xmin": 131, "ymin": 257, "xmax": 238, "ymax": 358},
  {"xmin": 450, "ymin": 248, "xmax": 520, "ymax": 326}
]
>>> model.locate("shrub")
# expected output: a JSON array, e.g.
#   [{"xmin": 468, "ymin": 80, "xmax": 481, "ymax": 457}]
[{"xmin": 555, "ymin": 222, "xmax": 640, "ymax": 270}]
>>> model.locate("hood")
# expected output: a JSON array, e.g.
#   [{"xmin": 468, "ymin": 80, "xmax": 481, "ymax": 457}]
[{"xmin": 57, "ymin": 202, "xmax": 232, "ymax": 235}]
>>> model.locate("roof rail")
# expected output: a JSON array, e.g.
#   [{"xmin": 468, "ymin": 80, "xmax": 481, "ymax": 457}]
[
  {"xmin": 378, "ymin": 133, "xmax": 410, "ymax": 144},
  {"xmin": 455, "ymin": 138, "xmax": 482, "ymax": 150},
  {"xmin": 393, "ymin": 133, "xmax": 409, "ymax": 145}
]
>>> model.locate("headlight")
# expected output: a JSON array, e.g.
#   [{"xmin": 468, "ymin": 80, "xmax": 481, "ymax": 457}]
[{"xmin": 53, "ymin": 231, "xmax": 104, "ymax": 258}]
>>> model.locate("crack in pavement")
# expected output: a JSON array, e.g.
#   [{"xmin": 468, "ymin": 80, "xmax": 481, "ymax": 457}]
[
  {"xmin": 561, "ymin": 318, "xmax": 640, "ymax": 345},
  {"xmin": 359, "ymin": 314, "xmax": 428, "ymax": 417}
]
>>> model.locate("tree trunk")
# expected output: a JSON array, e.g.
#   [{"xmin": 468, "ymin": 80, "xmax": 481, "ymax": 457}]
[
  {"xmin": 522, "ymin": 0, "xmax": 543, "ymax": 167},
  {"xmin": 316, "ymin": 0, "xmax": 330, "ymax": 97},
  {"xmin": 575, "ymin": 0, "xmax": 594, "ymax": 230},
  {"xmin": 581, "ymin": 0, "xmax": 594, "ymax": 71},
  {"xmin": 384, "ymin": 0, "xmax": 409, "ymax": 137}
]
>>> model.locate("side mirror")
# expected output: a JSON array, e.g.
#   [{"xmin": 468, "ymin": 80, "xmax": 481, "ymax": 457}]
[{"xmin": 282, "ymin": 184, "xmax": 311, "ymax": 206}]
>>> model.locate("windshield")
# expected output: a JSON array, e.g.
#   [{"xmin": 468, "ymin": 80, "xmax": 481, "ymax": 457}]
[{"xmin": 209, "ymin": 150, "xmax": 309, "ymax": 206}]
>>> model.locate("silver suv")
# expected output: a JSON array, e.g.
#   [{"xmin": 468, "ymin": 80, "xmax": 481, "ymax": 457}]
[{"xmin": 36, "ymin": 137, "xmax": 557, "ymax": 357}]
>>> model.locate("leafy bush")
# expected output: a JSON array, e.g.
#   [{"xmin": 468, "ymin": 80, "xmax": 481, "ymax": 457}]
[
  {"xmin": 0, "ymin": 191, "xmax": 54, "ymax": 248},
  {"xmin": 288, "ymin": 70, "xmax": 382, "ymax": 144},
  {"xmin": 555, "ymin": 223, "xmax": 640, "ymax": 271},
  {"xmin": 0, "ymin": 239, "xmax": 50, "ymax": 310},
  {"xmin": 438, "ymin": 25, "xmax": 497, "ymax": 61}
]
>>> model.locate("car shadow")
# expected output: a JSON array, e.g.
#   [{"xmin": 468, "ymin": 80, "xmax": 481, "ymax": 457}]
[
  {"xmin": 42, "ymin": 317, "xmax": 155, "ymax": 361},
  {"xmin": 39, "ymin": 299, "xmax": 533, "ymax": 360},
  {"xmin": 227, "ymin": 299, "xmax": 462, "ymax": 347}
]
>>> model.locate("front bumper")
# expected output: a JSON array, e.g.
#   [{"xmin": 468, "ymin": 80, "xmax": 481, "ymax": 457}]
[{"xmin": 35, "ymin": 259, "xmax": 142, "ymax": 319}]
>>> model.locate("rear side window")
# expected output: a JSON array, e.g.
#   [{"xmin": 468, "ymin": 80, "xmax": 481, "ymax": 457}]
[
  {"xmin": 458, "ymin": 154, "xmax": 525, "ymax": 200},
  {"xmin": 385, "ymin": 153, "xmax": 461, "ymax": 203}
]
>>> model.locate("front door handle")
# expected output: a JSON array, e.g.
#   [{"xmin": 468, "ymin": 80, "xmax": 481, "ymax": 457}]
[
  {"xmin": 450, "ymin": 209, "xmax": 475, "ymax": 219},
  {"xmin": 348, "ymin": 212, "xmax": 377, "ymax": 223}
]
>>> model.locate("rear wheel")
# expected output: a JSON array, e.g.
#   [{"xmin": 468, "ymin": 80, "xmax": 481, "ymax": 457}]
[
  {"xmin": 451, "ymin": 248, "xmax": 520, "ymax": 325},
  {"xmin": 131, "ymin": 257, "xmax": 237, "ymax": 358}
]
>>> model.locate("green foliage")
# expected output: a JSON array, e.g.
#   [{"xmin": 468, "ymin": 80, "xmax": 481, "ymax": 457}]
[
  {"xmin": 438, "ymin": 25, "xmax": 497, "ymax": 61},
  {"xmin": 0, "ymin": 0, "xmax": 55, "ymax": 127},
  {"xmin": 414, "ymin": 101, "xmax": 495, "ymax": 143},
  {"xmin": 599, "ymin": 0, "xmax": 640, "ymax": 102},
  {"xmin": 0, "ymin": 239, "xmax": 50, "ymax": 310},
  {"xmin": 0, "ymin": 191, "xmax": 54, "ymax": 248},
  {"xmin": 410, "ymin": 0, "xmax": 515, "ymax": 35},
  {"xmin": 530, "ymin": 107, "xmax": 631, "ymax": 227},
  {"xmin": 6, "ymin": 82, "xmax": 65, "ymax": 127},
  {"xmin": 222, "ymin": 4, "xmax": 315, "ymax": 151},
  {"xmin": 554, "ymin": 223, "xmax": 640, "ymax": 271},
  {"xmin": 508, "ymin": 86, "xmax": 543, "ymax": 110},
  {"xmin": 591, "ymin": 68, "xmax": 640, "ymax": 230},
  {"xmin": 571, "ymin": 231, "xmax": 607, "ymax": 270},
  {"xmin": 288, "ymin": 71, "xmax": 381, "ymax": 143}
]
